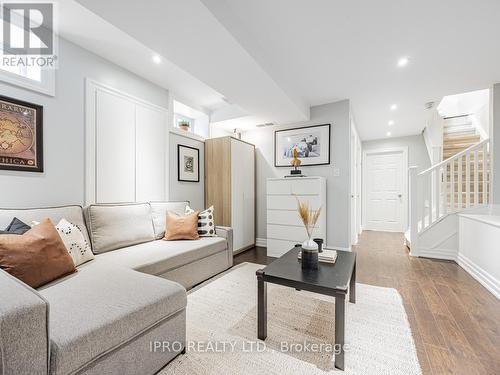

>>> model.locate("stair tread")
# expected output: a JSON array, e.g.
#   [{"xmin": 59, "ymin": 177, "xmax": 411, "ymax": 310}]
[
  {"xmin": 445, "ymin": 182, "xmax": 486, "ymax": 185},
  {"xmin": 443, "ymin": 160, "xmax": 486, "ymax": 164},
  {"xmin": 443, "ymin": 141, "xmax": 481, "ymax": 147},
  {"xmin": 443, "ymin": 148, "xmax": 485, "ymax": 160},
  {"xmin": 444, "ymin": 133, "xmax": 479, "ymax": 136},
  {"xmin": 443, "ymin": 124, "xmax": 475, "ymax": 129},
  {"xmin": 443, "ymin": 131, "xmax": 476, "ymax": 136},
  {"xmin": 443, "ymin": 150, "xmax": 485, "ymax": 153},
  {"xmin": 446, "ymin": 174, "xmax": 486, "ymax": 178},
  {"xmin": 446, "ymin": 192, "xmax": 486, "ymax": 195},
  {"xmin": 443, "ymin": 143, "xmax": 481, "ymax": 150},
  {"xmin": 443, "ymin": 134, "xmax": 480, "ymax": 141},
  {"xmin": 443, "ymin": 156, "xmax": 483, "ymax": 159},
  {"xmin": 444, "ymin": 124, "xmax": 473, "ymax": 127}
]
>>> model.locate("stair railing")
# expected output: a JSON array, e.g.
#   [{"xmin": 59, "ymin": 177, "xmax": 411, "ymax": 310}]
[{"xmin": 409, "ymin": 139, "xmax": 490, "ymax": 255}]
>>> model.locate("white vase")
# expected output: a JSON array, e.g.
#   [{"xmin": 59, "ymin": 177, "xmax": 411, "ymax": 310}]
[{"xmin": 302, "ymin": 237, "xmax": 318, "ymax": 251}]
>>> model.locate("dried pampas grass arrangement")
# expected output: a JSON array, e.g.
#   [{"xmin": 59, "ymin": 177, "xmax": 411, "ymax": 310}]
[{"xmin": 296, "ymin": 197, "xmax": 322, "ymax": 239}]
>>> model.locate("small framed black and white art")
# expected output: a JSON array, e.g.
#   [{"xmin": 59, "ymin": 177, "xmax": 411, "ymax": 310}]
[{"xmin": 177, "ymin": 144, "xmax": 200, "ymax": 182}]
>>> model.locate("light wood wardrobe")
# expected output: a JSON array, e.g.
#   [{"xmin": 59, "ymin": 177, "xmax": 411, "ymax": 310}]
[{"xmin": 205, "ymin": 136, "xmax": 255, "ymax": 253}]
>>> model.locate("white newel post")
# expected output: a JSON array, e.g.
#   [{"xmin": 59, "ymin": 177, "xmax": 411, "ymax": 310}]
[{"xmin": 409, "ymin": 166, "xmax": 419, "ymax": 256}]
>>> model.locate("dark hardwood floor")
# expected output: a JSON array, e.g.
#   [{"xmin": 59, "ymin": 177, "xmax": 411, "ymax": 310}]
[
  {"xmin": 234, "ymin": 246, "xmax": 274, "ymax": 266},
  {"xmin": 234, "ymin": 231, "xmax": 500, "ymax": 375}
]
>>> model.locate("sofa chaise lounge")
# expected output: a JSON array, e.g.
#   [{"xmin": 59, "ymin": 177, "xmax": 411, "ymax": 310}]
[{"xmin": 0, "ymin": 201, "xmax": 233, "ymax": 375}]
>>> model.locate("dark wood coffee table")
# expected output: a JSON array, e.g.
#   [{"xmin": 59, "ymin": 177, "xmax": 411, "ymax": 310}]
[{"xmin": 256, "ymin": 247, "xmax": 356, "ymax": 370}]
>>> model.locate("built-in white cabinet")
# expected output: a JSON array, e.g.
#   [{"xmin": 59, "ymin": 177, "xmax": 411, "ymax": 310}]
[
  {"xmin": 95, "ymin": 90, "xmax": 136, "ymax": 203},
  {"xmin": 86, "ymin": 80, "xmax": 168, "ymax": 204},
  {"xmin": 205, "ymin": 137, "xmax": 255, "ymax": 253},
  {"xmin": 266, "ymin": 177, "xmax": 326, "ymax": 257},
  {"xmin": 135, "ymin": 105, "xmax": 167, "ymax": 202}
]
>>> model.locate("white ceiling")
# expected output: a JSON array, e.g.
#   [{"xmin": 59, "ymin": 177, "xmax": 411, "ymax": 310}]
[
  {"xmin": 70, "ymin": 0, "xmax": 500, "ymax": 140},
  {"xmin": 437, "ymin": 89, "xmax": 489, "ymax": 118},
  {"xmin": 57, "ymin": 0, "xmax": 226, "ymax": 113},
  {"xmin": 73, "ymin": 0, "xmax": 309, "ymax": 125},
  {"xmin": 200, "ymin": 0, "xmax": 500, "ymax": 140}
]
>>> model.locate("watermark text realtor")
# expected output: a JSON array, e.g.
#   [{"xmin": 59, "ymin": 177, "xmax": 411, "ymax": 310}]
[{"xmin": 1, "ymin": 1, "xmax": 58, "ymax": 68}]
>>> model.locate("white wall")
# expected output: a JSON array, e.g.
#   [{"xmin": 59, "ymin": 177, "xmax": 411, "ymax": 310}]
[
  {"xmin": 470, "ymin": 102, "xmax": 490, "ymax": 140},
  {"xmin": 169, "ymin": 133, "xmax": 205, "ymax": 210},
  {"xmin": 492, "ymin": 83, "xmax": 500, "ymax": 204},
  {"xmin": 362, "ymin": 134, "xmax": 431, "ymax": 173},
  {"xmin": 0, "ymin": 38, "xmax": 169, "ymax": 208},
  {"xmin": 173, "ymin": 100, "xmax": 210, "ymax": 138},
  {"xmin": 438, "ymin": 89, "xmax": 490, "ymax": 139},
  {"xmin": 243, "ymin": 100, "xmax": 352, "ymax": 250},
  {"xmin": 422, "ymin": 109, "xmax": 444, "ymax": 164},
  {"xmin": 210, "ymin": 123, "xmax": 234, "ymax": 138}
]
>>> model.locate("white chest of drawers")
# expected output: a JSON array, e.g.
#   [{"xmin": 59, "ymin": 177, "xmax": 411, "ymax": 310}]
[{"xmin": 266, "ymin": 177, "xmax": 327, "ymax": 257}]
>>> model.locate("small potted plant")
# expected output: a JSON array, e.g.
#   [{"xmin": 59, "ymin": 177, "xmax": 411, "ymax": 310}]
[{"xmin": 178, "ymin": 120, "xmax": 190, "ymax": 132}]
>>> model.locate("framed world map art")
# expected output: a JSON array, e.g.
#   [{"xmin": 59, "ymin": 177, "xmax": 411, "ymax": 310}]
[{"xmin": 0, "ymin": 95, "xmax": 43, "ymax": 172}]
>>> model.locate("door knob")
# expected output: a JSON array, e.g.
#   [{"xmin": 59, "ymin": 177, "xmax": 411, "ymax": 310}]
[{"xmin": 398, "ymin": 194, "xmax": 402, "ymax": 198}]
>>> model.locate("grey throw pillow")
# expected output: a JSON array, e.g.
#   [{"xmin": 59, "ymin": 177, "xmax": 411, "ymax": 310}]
[{"xmin": 0, "ymin": 218, "xmax": 31, "ymax": 235}]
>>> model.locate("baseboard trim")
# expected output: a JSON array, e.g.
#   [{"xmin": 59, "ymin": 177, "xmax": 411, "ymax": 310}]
[
  {"xmin": 255, "ymin": 238, "xmax": 267, "ymax": 247},
  {"xmin": 457, "ymin": 253, "xmax": 500, "ymax": 300},
  {"xmin": 233, "ymin": 244, "xmax": 256, "ymax": 255},
  {"xmin": 417, "ymin": 247, "xmax": 458, "ymax": 261}
]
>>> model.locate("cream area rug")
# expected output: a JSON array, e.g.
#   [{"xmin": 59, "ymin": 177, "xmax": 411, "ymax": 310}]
[{"xmin": 160, "ymin": 263, "xmax": 422, "ymax": 374}]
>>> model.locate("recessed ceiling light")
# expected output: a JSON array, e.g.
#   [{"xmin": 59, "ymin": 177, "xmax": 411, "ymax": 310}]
[
  {"xmin": 388, "ymin": 120, "xmax": 395, "ymax": 126},
  {"xmin": 397, "ymin": 57, "xmax": 409, "ymax": 67},
  {"xmin": 386, "ymin": 131, "xmax": 392, "ymax": 137},
  {"xmin": 152, "ymin": 54, "xmax": 161, "ymax": 64},
  {"xmin": 390, "ymin": 104, "xmax": 398, "ymax": 111}
]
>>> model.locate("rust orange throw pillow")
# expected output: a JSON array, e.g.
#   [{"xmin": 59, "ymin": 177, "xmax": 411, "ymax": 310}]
[
  {"xmin": 164, "ymin": 211, "xmax": 200, "ymax": 240},
  {"xmin": 0, "ymin": 218, "xmax": 76, "ymax": 288}
]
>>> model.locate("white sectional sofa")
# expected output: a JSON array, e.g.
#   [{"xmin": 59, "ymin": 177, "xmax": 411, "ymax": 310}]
[{"xmin": 0, "ymin": 201, "xmax": 233, "ymax": 375}]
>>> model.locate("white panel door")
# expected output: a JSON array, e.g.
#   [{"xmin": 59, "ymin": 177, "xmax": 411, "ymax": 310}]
[
  {"xmin": 365, "ymin": 151, "xmax": 405, "ymax": 231},
  {"xmin": 351, "ymin": 132, "xmax": 357, "ymax": 244},
  {"xmin": 96, "ymin": 90, "xmax": 136, "ymax": 203},
  {"xmin": 135, "ymin": 105, "xmax": 167, "ymax": 201}
]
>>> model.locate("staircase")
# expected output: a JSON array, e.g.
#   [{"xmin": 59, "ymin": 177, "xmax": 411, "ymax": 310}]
[
  {"xmin": 443, "ymin": 115, "xmax": 486, "ymax": 207},
  {"xmin": 443, "ymin": 116, "xmax": 479, "ymax": 159},
  {"xmin": 408, "ymin": 114, "xmax": 491, "ymax": 259}
]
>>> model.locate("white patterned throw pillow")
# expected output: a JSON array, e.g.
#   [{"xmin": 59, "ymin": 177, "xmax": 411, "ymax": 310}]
[
  {"xmin": 185, "ymin": 205, "xmax": 216, "ymax": 237},
  {"xmin": 55, "ymin": 219, "xmax": 95, "ymax": 266}
]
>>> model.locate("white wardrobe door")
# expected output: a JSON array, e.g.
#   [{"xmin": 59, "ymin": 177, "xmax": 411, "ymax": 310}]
[
  {"xmin": 231, "ymin": 139, "xmax": 255, "ymax": 251},
  {"xmin": 96, "ymin": 90, "xmax": 135, "ymax": 203},
  {"xmin": 243, "ymin": 142, "xmax": 255, "ymax": 248},
  {"xmin": 135, "ymin": 105, "xmax": 166, "ymax": 201},
  {"xmin": 231, "ymin": 140, "xmax": 244, "ymax": 251}
]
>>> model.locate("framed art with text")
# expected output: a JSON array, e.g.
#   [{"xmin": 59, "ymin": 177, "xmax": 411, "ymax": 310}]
[
  {"xmin": 178, "ymin": 144, "xmax": 200, "ymax": 182},
  {"xmin": 0, "ymin": 95, "xmax": 43, "ymax": 172},
  {"xmin": 274, "ymin": 123, "xmax": 331, "ymax": 167}
]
